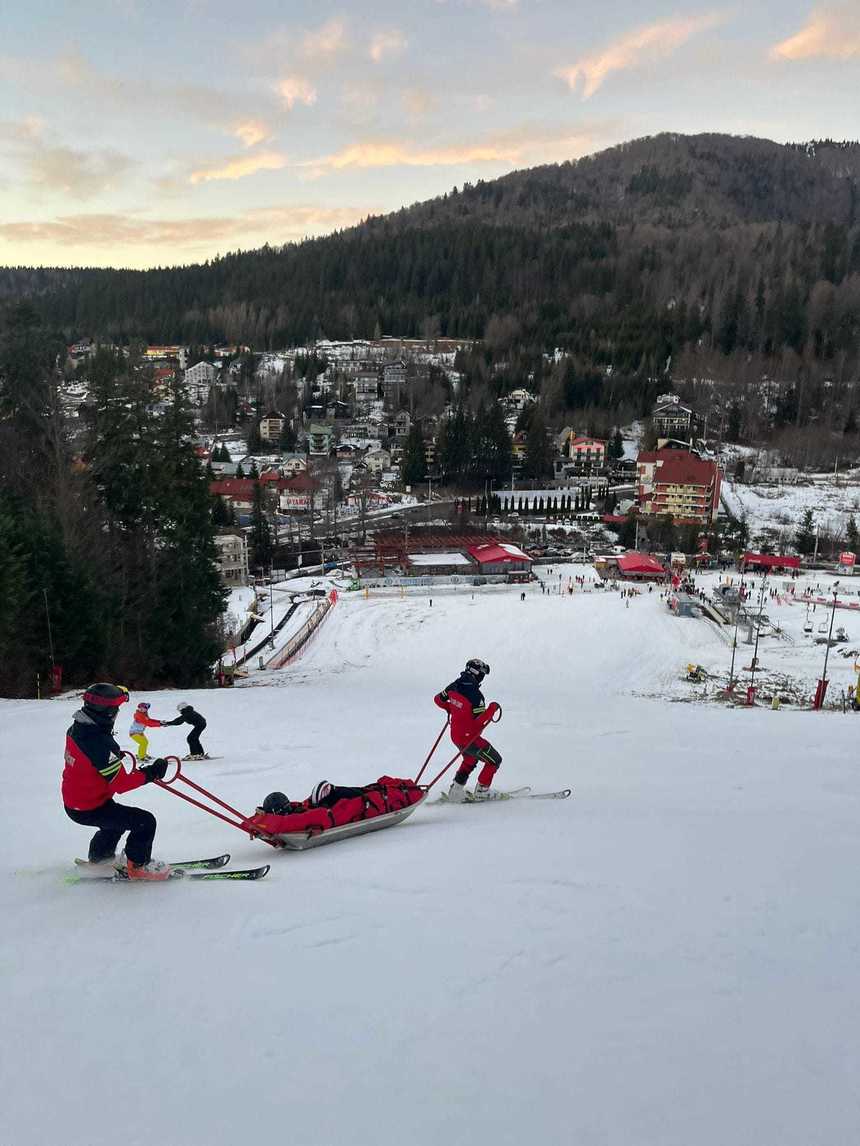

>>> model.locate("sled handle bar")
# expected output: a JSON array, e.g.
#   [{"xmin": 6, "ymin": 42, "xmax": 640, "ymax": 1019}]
[
  {"xmin": 414, "ymin": 717, "xmax": 449, "ymax": 785},
  {"xmin": 145, "ymin": 756, "xmax": 283, "ymax": 849}
]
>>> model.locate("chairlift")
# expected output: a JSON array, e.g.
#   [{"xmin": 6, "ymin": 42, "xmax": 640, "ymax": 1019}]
[{"xmin": 818, "ymin": 621, "xmax": 828, "ymax": 635}]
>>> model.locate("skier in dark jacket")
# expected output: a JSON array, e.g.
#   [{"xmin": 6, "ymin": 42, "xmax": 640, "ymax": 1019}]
[
  {"xmin": 163, "ymin": 702, "xmax": 208, "ymax": 759},
  {"xmin": 434, "ymin": 657, "xmax": 502, "ymax": 802},
  {"xmin": 62, "ymin": 683, "xmax": 170, "ymax": 880}
]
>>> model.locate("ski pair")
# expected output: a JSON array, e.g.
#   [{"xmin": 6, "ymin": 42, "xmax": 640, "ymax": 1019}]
[
  {"xmin": 436, "ymin": 787, "xmax": 572, "ymax": 804},
  {"xmin": 70, "ymin": 853, "xmax": 269, "ymax": 883}
]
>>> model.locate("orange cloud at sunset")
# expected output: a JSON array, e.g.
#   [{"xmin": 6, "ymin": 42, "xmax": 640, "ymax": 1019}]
[
  {"xmin": 556, "ymin": 11, "xmax": 726, "ymax": 98},
  {"xmin": 771, "ymin": 5, "xmax": 860, "ymax": 61},
  {"xmin": 189, "ymin": 151, "xmax": 287, "ymax": 184}
]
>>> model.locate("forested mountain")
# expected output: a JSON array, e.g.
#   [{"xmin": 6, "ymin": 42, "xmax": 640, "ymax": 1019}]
[{"xmin": 2, "ymin": 133, "xmax": 860, "ymax": 379}]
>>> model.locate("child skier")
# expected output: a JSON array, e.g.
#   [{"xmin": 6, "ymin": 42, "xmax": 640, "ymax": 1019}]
[
  {"xmin": 163, "ymin": 702, "xmax": 209, "ymax": 759},
  {"xmin": 62, "ymin": 683, "xmax": 171, "ymax": 880},
  {"xmin": 434, "ymin": 657, "xmax": 502, "ymax": 802},
  {"xmin": 128, "ymin": 701, "xmax": 164, "ymax": 762}
]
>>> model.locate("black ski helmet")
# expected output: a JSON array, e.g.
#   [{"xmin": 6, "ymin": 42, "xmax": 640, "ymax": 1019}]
[
  {"xmin": 465, "ymin": 658, "xmax": 490, "ymax": 680},
  {"xmin": 82, "ymin": 683, "xmax": 129, "ymax": 726},
  {"xmin": 262, "ymin": 791, "xmax": 292, "ymax": 816}
]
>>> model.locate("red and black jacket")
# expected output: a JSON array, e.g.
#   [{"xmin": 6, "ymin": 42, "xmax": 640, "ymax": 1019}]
[
  {"xmin": 434, "ymin": 672, "xmax": 497, "ymax": 744},
  {"xmin": 62, "ymin": 711, "xmax": 148, "ymax": 812}
]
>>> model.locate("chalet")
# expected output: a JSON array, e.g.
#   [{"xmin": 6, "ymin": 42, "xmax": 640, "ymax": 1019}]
[
  {"xmin": 354, "ymin": 372, "xmax": 380, "ymax": 402},
  {"xmin": 652, "ymin": 397, "xmax": 702, "ymax": 443},
  {"xmin": 364, "ymin": 448, "xmax": 392, "ymax": 475},
  {"xmin": 568, "ymin": 436, "xmax": 607, "ymax": 471},
  {"xmin": 393, "ymin": 411, "xmax": 412, "ymax": 438}
]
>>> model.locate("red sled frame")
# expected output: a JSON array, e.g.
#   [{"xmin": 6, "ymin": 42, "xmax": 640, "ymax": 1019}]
[{"xmin": 122, "ymin": 753, "xmax": 284, "ymax": 849}]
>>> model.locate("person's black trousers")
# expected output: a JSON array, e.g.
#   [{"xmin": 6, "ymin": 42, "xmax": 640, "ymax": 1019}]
[{"xmin": 65, "ymin": 799, "xmax": 156, "ymax": 864}]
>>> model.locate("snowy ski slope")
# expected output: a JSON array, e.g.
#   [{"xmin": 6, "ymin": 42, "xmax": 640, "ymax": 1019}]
[{"xmin": 2, "ymin": 582, "xmax": 860, "ymax": 1146}]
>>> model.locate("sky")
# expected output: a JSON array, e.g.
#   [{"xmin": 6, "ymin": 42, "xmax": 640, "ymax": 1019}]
[{"xmin": 0, "ymin": 0, "xmax": 858, "ymax": 269}]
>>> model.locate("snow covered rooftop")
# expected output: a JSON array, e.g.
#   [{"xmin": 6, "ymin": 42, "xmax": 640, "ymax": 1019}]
[{"xmin": 407, "ymin": 552, "xmax": 472, "ymax": 566}]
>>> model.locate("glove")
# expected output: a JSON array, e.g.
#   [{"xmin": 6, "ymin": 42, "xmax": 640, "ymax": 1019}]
[{"xmin": 141, "ymin": 758, "xmax": 168, "ymax": 782}]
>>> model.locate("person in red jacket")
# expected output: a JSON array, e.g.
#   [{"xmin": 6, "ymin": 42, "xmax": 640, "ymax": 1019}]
[
  {"xmin": 434, "ymin": 657, "xmax": 502, "ymax": 802},
  {"xmin": 62, "ymin": 683, "xmax": 171, "ymax": 880}
]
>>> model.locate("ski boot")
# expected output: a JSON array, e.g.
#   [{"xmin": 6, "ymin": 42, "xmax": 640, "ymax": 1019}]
[
  {"xmin": 473, "ymin": 783, "xmax": 492, "ymax": 800},
  {"xmin": 126, "ymin": 858, "xmax": 172, "ymax": 881},
  {"xmin": 447, "ymin": 779, "xmax": 467, "ymax": 804}
]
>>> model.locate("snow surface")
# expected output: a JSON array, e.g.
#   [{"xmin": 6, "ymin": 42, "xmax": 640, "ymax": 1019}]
[
  {"xmin": 722, "ymin": 473, "xmax": 860, "ymax": 538},
  {"xmin": 3, "ymin": 579, "xmax": 860, "ymax": 1146}
]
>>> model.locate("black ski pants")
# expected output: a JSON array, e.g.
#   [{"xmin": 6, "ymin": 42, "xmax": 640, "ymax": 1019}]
[
  {"xmin": 186, "ymin": 728, "xmax": 204, "ymax": 755},
  {"xmin": 65, "ymin": 799, "xmax": 156, "ymax": 865}
]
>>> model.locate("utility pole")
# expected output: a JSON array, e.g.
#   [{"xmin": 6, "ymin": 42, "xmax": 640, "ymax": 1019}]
[
  {"xmin": 814, "ymin": 584, "xmax": 840, "ymax": 709},
  {"xmin": 728, "ymin": 596, "xmax": 741, "ymax": 688},
  {"xmin": 749, "ymin": 572, "xmax": 768, "ymax": 694},
  {"xmin": 43, "ymin": 588, "xmax": 55, "ymax": 668},
  {"xmin": 813, "ymin": 523, "xmax": 820, "ymax": 564}
]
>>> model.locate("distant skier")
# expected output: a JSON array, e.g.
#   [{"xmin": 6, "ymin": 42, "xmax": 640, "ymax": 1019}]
[
  {"xmin": 163, "ymin": 702, "xmax": 209, "ymax": 760},
  {"xmin": 62, "ymin": 683, "xmax": 171, "ymax": 880},
  {"xmin": 434, "ymin": 657, "xmax": 502, "ymax": 802},
  {"xmin": 128, "ymin": 701, "xmax": 164, "ymax": 762}
]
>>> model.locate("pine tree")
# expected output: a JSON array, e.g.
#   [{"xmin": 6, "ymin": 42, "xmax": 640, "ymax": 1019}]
[
  {"xmin": 846, "ymin": 515, "xmax": 859, "ymax": 553},
  {"xmin": 795, "ymin": 508, "xmax": 816, "ymax": 555},
  {"xmin": 402, "ymin": 423, "xmax": 427, "ymax": 485},
  {"xmin": 523, "ymin": 407, "xmax": 553, "ymax": 479},
  {"xmin": 250, "ymin": 482, "xmax": 273, "ymax": 570}
]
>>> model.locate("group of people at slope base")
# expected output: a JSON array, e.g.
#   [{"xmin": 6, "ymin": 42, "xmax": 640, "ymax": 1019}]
[
  {"xmin": 63, "ymin": 657, "xmax": 502, "ymax": 881},
  {"xmin": 129, "ymin": 699, "xmax": 208, "ymax": 762}
]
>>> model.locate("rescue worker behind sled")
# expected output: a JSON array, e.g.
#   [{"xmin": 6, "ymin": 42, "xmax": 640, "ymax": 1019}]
[
  {"xmin": 62, "ymin": 684, "xmax": 171, "ymax": 880},
  {"xmin": 434, "ymin": 657, "xmax": 502, "ymax": 802}
]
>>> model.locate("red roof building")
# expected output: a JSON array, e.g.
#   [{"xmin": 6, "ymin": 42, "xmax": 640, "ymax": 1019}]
[
  {"xmin": 616, "ymin": 552, "xmax": 667, "ymax": 580},
  {"xmin": 467, "ymin": 542, "xmax": 532, "ymax": 575},
  {"xmin": 740, "ymin": 552, "xmax": 801, "ymax": 572},
  {"xmin": 636, "ymin": 449, "xmax": 722, "ymax": 524}
]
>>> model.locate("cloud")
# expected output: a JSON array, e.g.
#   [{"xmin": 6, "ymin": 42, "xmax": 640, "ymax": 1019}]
[
  {"xmin": 771, "ymin": 4, "xmax": 860, "ymax": 61},
  {"xmin": 189, "ymin": 150, "xmax": 288, "ymax": 184},
  {"xmin": 2, "ymin": 49, "xmax": 279, "ymax": 148},
  {"xmin": 556, "ymin": 11, "xmax": 726, "ymax": 99},
  {"xmin": 0, "ymin": 118, "xmax": 136, "ymax": 199},
  {"xmin": 0, "ymin": 205, "xmax": 374, "ymax": 252},
  {"xmin": 301, "ymin": 126, "xmax": 597, "ymax": 175},
  {"xmin": 301, "ymin": 19, "xmax": 346, "ymax": 61},
  {"xmin": 402, "ymin": 87, "xmax": 438, "ymax": 119},
  {"xmin": 232, "ymin": 119, "xmax": 271, "ymax": 147},
  {"xmin": 277, "ymin": 74, "xmax": 318, "ymax": 109},
  {"xmin": 369, "ymin": 29, "xmax": 407, "ymax": 62}
]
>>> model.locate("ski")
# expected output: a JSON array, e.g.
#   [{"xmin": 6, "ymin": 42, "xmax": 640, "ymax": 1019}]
[
  {"xmin": 74, "ymin": 853, "xmax": 230, "ymax": 874},
  {"xmin": 66, "ymin": 863, "xmax": 270, "ymax": 884},
  {"xmin": 434, "ymin": 786, "xmax": 571, "ymax": 804}
]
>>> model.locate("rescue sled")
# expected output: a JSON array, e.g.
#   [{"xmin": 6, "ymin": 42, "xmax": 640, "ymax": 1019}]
[
  {"xmin": 246, "ymin": 778, "xmax": 427, "ymax": 850},
  {"xmin": 144, "ymin": 756, "xmax": 427, "ymax": 853}
]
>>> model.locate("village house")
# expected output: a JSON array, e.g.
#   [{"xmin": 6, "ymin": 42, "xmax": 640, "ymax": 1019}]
[
  {"xmin": 213, "ymin": 531, "xmax": 250, "ymax": 587},
  {"xmin": 651, "ymin": 396, "xmax": 703, "ymax": 444},
  {"xmin": 568, "ymin": 436, "xmax": 607, "ymax": 472},
  {"xmin": 307, "ymin": 423, "xmax": 336, "ymax": 454},
  {"xmin": 259, "ymin": 410, "xmax": 289, "ymax": 442},
  {"xmin": 364, "ymin": 447, "xmax": 392, "ymax": 475},
  {"xmin": 393, "ymin": 411, "xmax": 412, "ymax": 438}
]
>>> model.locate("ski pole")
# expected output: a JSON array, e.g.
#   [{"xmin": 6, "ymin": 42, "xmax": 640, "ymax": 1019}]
[{"xmin": 414, "ymin": 717, "xmax": 449, "ymax": 784}]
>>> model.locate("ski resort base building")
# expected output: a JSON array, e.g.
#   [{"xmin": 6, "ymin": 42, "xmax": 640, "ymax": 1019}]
[{"xmin": 636, "ymin": 449, "xmax": 722, "ymax": 525}]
